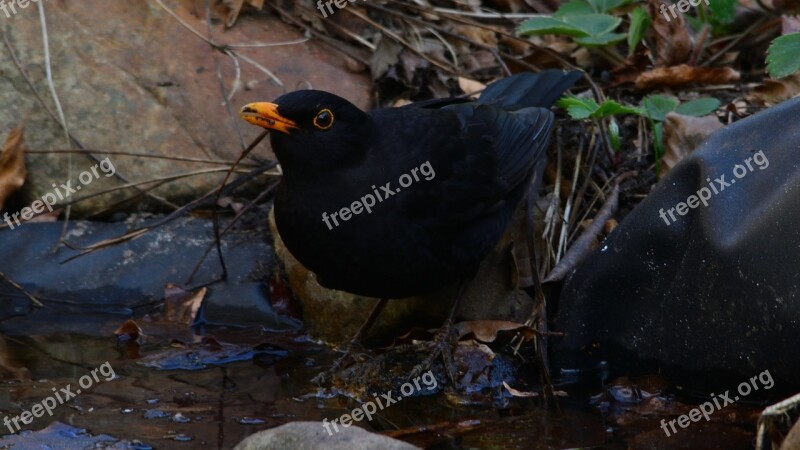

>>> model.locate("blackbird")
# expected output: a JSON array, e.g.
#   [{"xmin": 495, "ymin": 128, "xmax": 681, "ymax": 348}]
[{"xmin": 241, "ymin": 70, "xmax": 582, "ymax": 382}]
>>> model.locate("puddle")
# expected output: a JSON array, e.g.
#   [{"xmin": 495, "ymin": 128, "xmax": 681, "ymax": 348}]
[{"xmin": 0, "ymin": 322, "xmax": 769, "ymax": 449}]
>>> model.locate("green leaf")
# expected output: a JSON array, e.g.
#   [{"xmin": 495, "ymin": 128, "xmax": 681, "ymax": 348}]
[
  {"xmin": 594, "ymin": 100, "xmax": 643, "ymax": 117},
  {"xmin": 557, "ymin": 96, "xmax": 600, "ymax": 119},
  {"xmin": 587, "ymin": 0, "xmax": 632, "ymax": 13},
  {"xmin": 554, "ymin": 0, "xmax": 594, "ymax": 17},
  {"xmin": 627, "ymin": 7, "xmax": 650, "ymax": 56},
  {"xmin": 518, "ymin": 17, "xmax": 588, "ymax": 37},
  {"xmin": 675, "ymin": 98, "xmax": 720, "ymax": 117},
  {"xmin": 563, "ymin": 13, "xmax": 622, "ymax": 36},
  {"xmin": 641, "ymin": 95, "xmax": 679, "ymax": 121},
  {"xmin": 518, "ymin": 13, "xmax": 623, "ymax": 47},
  {"xmin": 707, "ymin": 0, "xmax": 736, "ymax": 25},
  {"xmin": 766, "ymin": 32, "xmax": 800, "ymax": 79},
  {"xmin": 575, "ymin": 32, "xmax": 627, "ymax": 46},
  {"xmin": 557, "ymin": 95, "xmax": 642, "ymax": 119}
]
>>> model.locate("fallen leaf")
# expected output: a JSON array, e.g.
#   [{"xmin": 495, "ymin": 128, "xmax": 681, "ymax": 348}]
[
  {"xmin": 635, "ymin": 65, "xmax": 740, "ymax": 90},
  {"xmin": 221, "ymin": 0, "xmax": 264, "ymax": 28},
  {"xmin": 114, "ymin": 319, "xmax": 143, "ymax": 341},
  {"xmin": 747, "ymin": 73, "xmax": 800, "ymax": 106},
  {"xmin": 0, "ymin": 124, "xmax": 26, "ymax": 210},
  {"xmin": 457, "ymin": 77, "xmax": 487, "ymax": 99},
  {"xmin": 455, "ymin": 320, "xmax": 537, "ymax": 343},
  {"xmin": 163, "ymin": 284, "xmax": 206, "ymax": 326},
  {"xmin": 647, "ymin": 0, "xmax": 691, "ymax": 66},
  {"xmin": 503, "ymin": 381, "xmax": 539, "ymax": 397},
  {"xmin": 660, "ymin": 112, "xmax": 724, "ymax": 177}
]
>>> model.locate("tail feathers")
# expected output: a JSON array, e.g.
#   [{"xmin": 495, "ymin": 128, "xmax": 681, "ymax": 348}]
[{"xmin": 478, "ymin": 70, "xmax": 583, "ymax": 110}]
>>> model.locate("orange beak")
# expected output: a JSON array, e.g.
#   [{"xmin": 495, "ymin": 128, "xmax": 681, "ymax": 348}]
[{"xmin": 240, "ymin": 102, "xmax": 298, "ymax": 134}]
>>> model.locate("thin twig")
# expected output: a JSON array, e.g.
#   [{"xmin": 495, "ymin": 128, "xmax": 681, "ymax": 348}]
[
  {"xmin": 0, "ymin": 272, "xmax": 44, "ymax": 308},
  {"xmin": 25, "ymin": 149, "xmax": 261, "ymax": 166},
  {"xmin": 37, "ymin": 1, "xmax": 74, "ymax": 251}
]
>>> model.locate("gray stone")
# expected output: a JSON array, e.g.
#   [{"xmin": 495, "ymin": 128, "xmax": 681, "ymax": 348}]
[{"xmin": 233, "ymin": 421, "xmax": 421, "ymax": 450}]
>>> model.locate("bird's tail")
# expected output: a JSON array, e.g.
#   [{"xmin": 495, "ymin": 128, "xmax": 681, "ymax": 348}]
[{"xmin": 478, "ymin": 70, "xmax": 583, "ymax": 110}]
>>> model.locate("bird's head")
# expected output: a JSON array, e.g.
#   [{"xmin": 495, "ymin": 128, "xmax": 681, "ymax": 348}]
[{"xmin": 240, "ymin": 90, "xmax": 372, "ymax": 174}]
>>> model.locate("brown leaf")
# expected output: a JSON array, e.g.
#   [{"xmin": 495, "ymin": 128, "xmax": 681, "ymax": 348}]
[
  {"xmin": 457, "ymin": 77, "xmax": 487, "ymax": 100},
  {"xmin": 114, "ymin": 319, "xmax": 143, "ymax": 340},
  {"xmin": 660, "ymin": 112, "xmax": 724, "ymax": 177},
  {"xmin": 0, "ymin": 124, "xmax": 26, "ymax": 210},
  {"xmin": 635, "ymin": 64, "xmax": 740, "ymax": 90},
  {"xmin": 747, "ymin": 73, "xmax": 800, "ymax": 106},
  {"xmin": 455, "ymin": 320, "xmax": 537, "ymax": 343},
  {"xmin": 503, "ymin": 381, "xmax": 539, "ymax": 397},
  {"xmin": 647, "ymin": 0, "xmax": 691, "ymax": 66},
  {"xmin": 219, "ymin": 0, "xmax": 264, "ymax": 28},
  {"xmin": 268, "ymin": 272, "xmax": 301, "ymax": 319},
  {"xmin": 453, "ymin": 26, "xmax": 497, "ymax": 48},
  {"xmin": 163, "ymin": 284, "xmax": 206, "ymax": 326}
]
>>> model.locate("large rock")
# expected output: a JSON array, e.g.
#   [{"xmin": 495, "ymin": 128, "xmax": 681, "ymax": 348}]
[
  {"xmin": 1, "ymin": 0, "xmax": 369, "ymax": 214},
  {"xmin": 0, "ymin": 213, "xmax": 299, "ymax": 337},
  {"xmin": 233, "ymin": 421, "xmax": 420, "ymax": 450},
  {"xmin": 269, "ymin": 206, "xmax": 536, "ymax": 344}
]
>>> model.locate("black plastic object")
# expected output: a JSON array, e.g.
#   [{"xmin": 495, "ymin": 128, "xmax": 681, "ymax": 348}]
[{"xmin": 553, "ymin": 98, "xmax": 800, "ymax": 395}]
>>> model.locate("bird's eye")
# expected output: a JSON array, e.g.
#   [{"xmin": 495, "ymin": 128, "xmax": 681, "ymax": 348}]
[{"xmin": 313, "ymin": 109, "xmax": 334, "ymax": 130}]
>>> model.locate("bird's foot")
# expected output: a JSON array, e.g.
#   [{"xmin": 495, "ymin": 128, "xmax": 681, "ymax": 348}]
[
  {"xmin": 311, "ymin": 339, "xmax": 368, "ymax": 385},
  {"xmin": 408, "ymin": 319, "xmax": 458, "ymax": 387}
]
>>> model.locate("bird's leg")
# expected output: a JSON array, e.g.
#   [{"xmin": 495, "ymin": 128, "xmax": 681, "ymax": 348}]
[
  {"xmin": 409, "ymin": 282, "xmax": 466, "ymax": 387},
  {"xmin": 311, "ymin": 297, "xmax": 390, "ymax": 385}
]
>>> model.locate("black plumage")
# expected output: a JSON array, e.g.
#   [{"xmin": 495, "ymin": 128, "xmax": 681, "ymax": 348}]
[{"xmin": 241, "ymin": 70, "xmax": 582, "ymax": 299}]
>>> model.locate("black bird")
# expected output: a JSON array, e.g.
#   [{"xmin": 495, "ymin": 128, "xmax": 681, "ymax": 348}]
[{"xmin": 241, "ymin": 70, "xmax": 582, "ymax": 382}]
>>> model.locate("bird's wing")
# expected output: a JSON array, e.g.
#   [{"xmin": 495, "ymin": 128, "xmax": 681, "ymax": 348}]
[{"xmin": 396, "ymin": 103, "xmax": 554, "ymax": 225}]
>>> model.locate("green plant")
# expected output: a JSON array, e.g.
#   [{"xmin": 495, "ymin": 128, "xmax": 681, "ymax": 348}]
[
  {"xmin": 518, "ymin": 0, "xmax": 643, "ymax": 64},
  {"xmin": 640, "ymin": 95, "xmax": 719, "ymax": 171},
  {"xmin": 766, "ymin": 32, "xmax": 800, "ymax": 79},
  {"xmin": 557, "ymin": 96, "xmax": 642, "ymax": 152},
  {"xmin": 557, "ymin": 94, "xmax": 719, "ymax": 163}
]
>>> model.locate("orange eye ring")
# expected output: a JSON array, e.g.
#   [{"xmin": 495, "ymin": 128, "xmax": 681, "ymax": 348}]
[{"xmin": 313, "ymin": 109, "xmax": 334, "ymax": 130}]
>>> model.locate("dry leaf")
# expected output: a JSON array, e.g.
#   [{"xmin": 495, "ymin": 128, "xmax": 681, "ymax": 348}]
[
  {"xmin": 222, "ymin": 0, "xmax": 264, "ymax": 28},
  {"xmin": 0, "ymin": 124, "xmax": 26, "ymax": 210},
  {"xmin": 163, "ymin": 284, "xmax": 206, "ymax": 326},
  {"xmin": 454, "ymin": 25, "xmax": 498, "ymax": 49},
  {"xmin": 455, "ymin": 320, "xmax": 536, "ymax": 343},
  {"xmin": 503, "ymin": 381, "xmax": 539, "ymax": 397},
  {"xmin": 635, "ymin": 65, "xmax": 740, "ymax": 90},
  {"xmin": 660, "ymin": 112, "xmax": 724, "ymax": 177},
  {"xmin": 747, "ymin": 73, "xmax": 800, "ymax": 106},
  {"xmin": 457, "ymin": 77, "xmax": 487, "ymax": 99},
  {"xmin": 115, "ymin": 319, "xmax": 143, "ymax": 340},
  {"xmin": 648, "ymin": 0, "xmax": 691, "ymax": 66}
]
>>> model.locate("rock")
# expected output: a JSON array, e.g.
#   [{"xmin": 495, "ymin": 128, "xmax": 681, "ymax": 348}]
[
  {"xmin": 1, "ymin": 0, "xmax": 370, "ymax": 215},
  {"xmin": 233, "ymin": 421, "xmax": 421, "ymax": 450},
  {"xmin": 0, "ymin": 213, "xmax": 299, "ymax": 337},
  {"xmin": 269, "ymin": 206, "xmax": 535, "ymax": 344}
]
